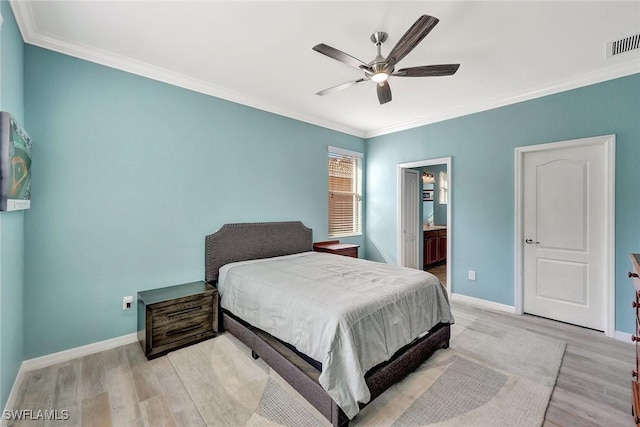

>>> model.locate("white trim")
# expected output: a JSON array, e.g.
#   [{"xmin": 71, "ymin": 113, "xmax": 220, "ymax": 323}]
[
  {"xmin": 615, "ymin": 330, "xmax": 634, "ymax": 345},
  {"xmin": 398, "ymin": 157, "xmax": 451, "ymax": 170},
  {"xmin": 514, "ymin": 135, "xmax": 616, "ymax": 337},
  {"xmin": 9, "ymin": 3, "xmax": 364, "ymax": 139},
  {"xmin": 3, "ymin": 363, "xmax": 26, "ymax": 414},
  {"xmin": 451, "ymin": 293, "xmax": 516, "ymax": 314},
  {"xmin": 21, "ymin": 333, "xmax": 138, "ymax": 372},
  {"xmin": 10, "ymin": 2, "xmax": 640, "ymax": 140},
  {"xmin": 604, "ymin": 139, "xmax": 616, "ymax": 339},
  {"xmin": 327, "ymin": 145, "xmax": 363, "ymax": 158},
  {"xmin": 364, "ymin": 61, "xmax": 640, "ymax": 138},
  {"xmin": 397, "ymin": 157, "xmax": 452, "ymax": 300}
]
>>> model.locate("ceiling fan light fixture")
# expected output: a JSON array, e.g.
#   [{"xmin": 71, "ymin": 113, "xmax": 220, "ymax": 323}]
[{"xmin": 371, "ymin": 72, "xmax": 388, "ymax": 83}]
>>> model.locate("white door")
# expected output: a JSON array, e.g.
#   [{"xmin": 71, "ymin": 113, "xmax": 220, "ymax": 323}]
[
  {"xmin": 523, "ymin": 142, "xmax": 606, "ymax": 330},
  {"xmin": 401, "ymin": 169, "xmax": 420, "ymax": 269}
]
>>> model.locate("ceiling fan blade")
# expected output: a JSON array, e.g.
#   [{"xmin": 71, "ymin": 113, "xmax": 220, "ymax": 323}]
[
  {"xmin": 313, "ymin": 44, "xmax": 368, "ymax": 70},
  {"xmin": 392, "ymin": 64, "xmax": 460, "ymax": 77},
  {"xmin": 376, "ymin": 81, "xmax": 392, "ymax": 104},
  {"xmin": 316, "ymin": 78, "xmax": 367, "ymax": 96},
  {"xmin": 386, "ymin": 15, "xmax": 439, "ymax": 68}
]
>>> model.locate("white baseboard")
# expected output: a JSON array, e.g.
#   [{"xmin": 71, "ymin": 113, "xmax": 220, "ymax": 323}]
[
  {"xmin": 614, "ymin": 330, "xmax": 634, "ymax": 345},
  {"xmin": 453, "ymin": 294, "xmax": 634, "ymax": 344},
  {"xmin": 21, "ymin": 332, "xmax": 138, "ymax": 372},
  {"xmin": 451, "ymin": 293, "xmax": 516, "ymax": 314}
]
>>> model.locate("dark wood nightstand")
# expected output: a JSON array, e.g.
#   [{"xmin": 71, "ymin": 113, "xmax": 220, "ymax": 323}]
[
  {"xmin": 137, "ymin": 281, "xmax": 218, "ymax": 359},
  {"xmin": 313, "ymin": 240, "xmax": 360, "ymax": 258}
]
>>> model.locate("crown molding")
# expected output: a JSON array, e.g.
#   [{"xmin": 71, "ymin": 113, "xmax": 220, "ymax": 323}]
[
  {"xmin": 364, "ymin": 59, "xmax": 640, "ymax": 138},
  {"xmin": 10, "ymin": 1, "xmax": 640, "ymax": 141},
  {"xmin": 9, "ymin": 1, "xmax": 366, "ymax": 139}
]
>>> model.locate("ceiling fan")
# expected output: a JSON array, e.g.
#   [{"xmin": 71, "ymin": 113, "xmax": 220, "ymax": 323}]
[{"xmin": 312, "ymin": 15, "xmax": 460, "ymax": 105}]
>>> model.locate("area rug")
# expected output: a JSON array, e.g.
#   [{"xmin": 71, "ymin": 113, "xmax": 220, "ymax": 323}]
[{"xmin": 168, "ymin": 312, "xmax": 565, "ymax": 426}]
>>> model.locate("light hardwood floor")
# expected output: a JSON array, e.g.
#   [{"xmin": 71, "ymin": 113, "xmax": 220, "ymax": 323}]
[{"xmin": 6, "ymin": 302, "xmax": 635, "ymax": 426}]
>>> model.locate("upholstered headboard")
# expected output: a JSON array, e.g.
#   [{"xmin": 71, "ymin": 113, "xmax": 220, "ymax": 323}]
[{"xmin": 205, "ymin": 221, "xmax": 313, "ymax": 283}]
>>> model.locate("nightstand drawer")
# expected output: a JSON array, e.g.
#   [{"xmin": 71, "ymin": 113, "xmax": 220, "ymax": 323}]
[
  {"xmin": 152, "ymin": 313, "xmax": 213, "ymax": 348},
  {"xmin": 151, "ymin": 295, "xmax": 213, "ymax": 327}
]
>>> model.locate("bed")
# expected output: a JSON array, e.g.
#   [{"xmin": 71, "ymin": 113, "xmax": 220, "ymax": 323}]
[{"xmin": 205, "ymin": 221, "xmax": 453, "ymax": 426}]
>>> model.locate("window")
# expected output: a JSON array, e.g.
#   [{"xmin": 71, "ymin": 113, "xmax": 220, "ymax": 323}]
[
  {"xmin": 439, "ymin": 171, "xmax": 448, "ymax": 204},
  {"xmin": 328, "ymin": 146, "xmax": 363, "ymax": 237}
]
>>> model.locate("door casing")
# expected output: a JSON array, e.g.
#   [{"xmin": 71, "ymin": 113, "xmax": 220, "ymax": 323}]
[
  {"xmin": 397, "ymin": 157, "xmax": 452, "ymax": 299},
  {"xmin": 514, "ymin": 135, "xmax": 615, "ymax": 337}
]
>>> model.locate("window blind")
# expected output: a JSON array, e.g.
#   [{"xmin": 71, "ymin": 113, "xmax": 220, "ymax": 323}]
[{"xmin": 328, "ymin": 147, "xmax": 363, "ymax": 237}]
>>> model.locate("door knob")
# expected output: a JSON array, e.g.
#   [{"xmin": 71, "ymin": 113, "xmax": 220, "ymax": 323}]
[{"xmin": 525, "ymin": 238, "xmax": 540, "ymax": 244}]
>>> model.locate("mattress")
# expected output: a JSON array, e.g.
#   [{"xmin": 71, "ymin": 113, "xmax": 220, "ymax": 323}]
[{"xmin": 217, "ymin": 251, "xmax": 454, "ymax": 418}]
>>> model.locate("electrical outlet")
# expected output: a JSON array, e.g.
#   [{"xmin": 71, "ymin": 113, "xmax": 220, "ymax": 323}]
[
  {"xmin": 468, "ymin": 270, "xmax": 476, "ymax": 281},
  {"xmin": 123, "ymin": 296, "xmax": 134, "ymax": 310}
]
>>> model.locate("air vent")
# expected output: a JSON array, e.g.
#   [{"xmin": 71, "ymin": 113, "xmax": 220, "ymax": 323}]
[{"xmin": 607, "ymin": 33, "xmax": 640, "ymax": 58}]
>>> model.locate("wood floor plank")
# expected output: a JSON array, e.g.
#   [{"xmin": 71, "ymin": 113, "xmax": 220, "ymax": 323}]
[
  {"xmin": 79, "ymin": 353, "xmax": 106, "ymax": 400},
  {"xmin": 104, "ymin": 365, "xmax": 142, "ymax": 426},
  {"xmin": 4, "ymin": 301, "xmax": 637, "ymax": 426},
  {"xmin": 543, "ymin": 404, "xmax": 601, "ymax": 427},
  {"xmin": 548, "ymin": 387, "xmax": 632, "ymax": 427},
  {"xmin": 139, "ymin": 395, "xmax": 177, "ymax": 427},
  {"xmin": 131, "ymin": 364, "xmax": 163, "ymax": 403},
  {"xmin": 154, "ymin": 362, "xmax": 206, "ymax": 427},
  {"xmin": 124, "ymin": 342, "xmax": 147, "ymax": 370},
  {"xmin": 45, "ymin": 359, "xmax": 81, "ymax": 427},
  {"xmin": 80, "ymin": 391, "xmax": 112, "ymax": 427},
  {"xmin": 102, "ymin": 346, "xmax": 128, "ymax": 372},
  {"xmin": 10, "ymin": 365, "xmax": 58, "ymax": 427}
]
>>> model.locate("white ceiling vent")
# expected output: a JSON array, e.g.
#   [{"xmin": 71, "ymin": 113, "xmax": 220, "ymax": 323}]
[{"xmin": 607, "ymin": 33, "xmax": 640, "ymax": 58}]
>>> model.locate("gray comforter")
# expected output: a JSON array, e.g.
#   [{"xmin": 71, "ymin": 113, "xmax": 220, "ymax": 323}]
[{"xmin": 217, "ymin": 252, "xmax": 453, "ymax": 419}]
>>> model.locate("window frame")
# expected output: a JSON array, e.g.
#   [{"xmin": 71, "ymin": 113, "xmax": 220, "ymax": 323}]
[{"xmin": 327, "ymin": 146, "xmax": 363, "ymax": 238}]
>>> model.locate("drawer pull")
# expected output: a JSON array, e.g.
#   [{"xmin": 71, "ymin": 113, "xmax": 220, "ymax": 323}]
[
  {"xmin": 166, "ymin": 306, "xmax": 202, "ymax": 318},
  {"xmin": 166, "ymin": 324, "xmax": 202, "ymax": 337},
  {"xmin": 634, "ymin": 301, "xmax": 640, "ymax": 309},
  {"xmin": 630, "ymin": 271, "xmax": 640, "ymax": 278},
  {"xmin": 633, "ymin": 370, "xmax": 638, "ymax": 378},
  {"xmin": 633, "ymin": 335, "xmax": 640, "ymax": 342}
]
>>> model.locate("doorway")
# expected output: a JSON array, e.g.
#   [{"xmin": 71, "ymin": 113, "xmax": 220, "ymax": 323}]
[
  {"xmin": 398, "ymin": 157, "xmax": 452, "ymax": 297},
  {"xmin": 515, "ymin": 135, "xmax": 615, "ymax": 336}
]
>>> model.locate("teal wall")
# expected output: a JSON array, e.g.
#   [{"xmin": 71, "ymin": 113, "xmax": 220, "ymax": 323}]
[
  {"xmin": 423, "ymin": 164, "xmax": 447, "ymax": 225},
  {"xmin": 23, "ymin": 45, "xmax": 365, "ymax": 358},
  {"xmin": 3, "ymin": 3, "xmax": 636, "ymax": 370},
  {"xmin": 0, "ymin": 0, "xmax": 25, "ymax": 409},
  {"xmin": 365, "ymin": 72, "xmax": 640, "ymax": 334}
]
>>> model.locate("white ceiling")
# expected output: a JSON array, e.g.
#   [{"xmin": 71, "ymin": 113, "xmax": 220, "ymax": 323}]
[{"xmin": 9, "ymin": 1, "xmax": 640, "ymax": 138}]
